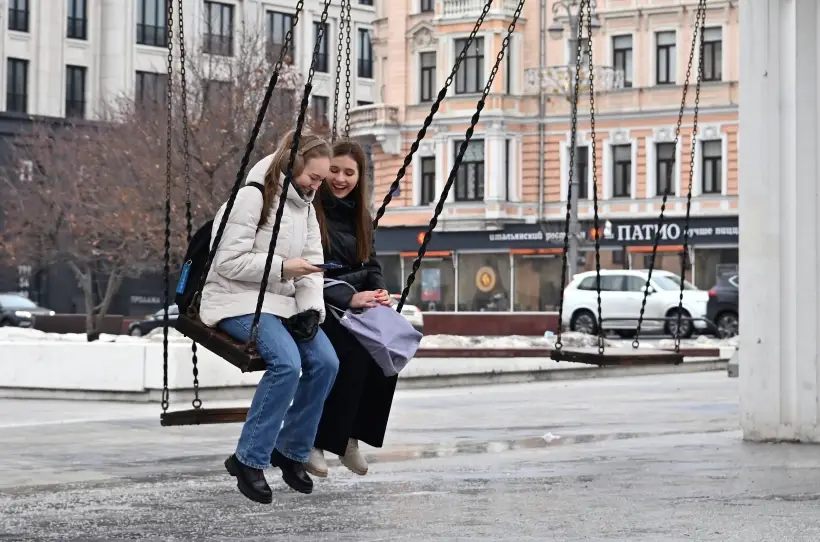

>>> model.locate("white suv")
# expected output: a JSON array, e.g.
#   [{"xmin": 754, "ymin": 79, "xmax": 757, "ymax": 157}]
[{"xmin": 561, "ymin": 269, "xmax": 709, "ymax": 338}]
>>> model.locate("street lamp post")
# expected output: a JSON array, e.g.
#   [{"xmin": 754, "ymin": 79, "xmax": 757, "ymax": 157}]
[{"xmin": 548, "ymin": 0, "xmax": 601, "ymax": 280}]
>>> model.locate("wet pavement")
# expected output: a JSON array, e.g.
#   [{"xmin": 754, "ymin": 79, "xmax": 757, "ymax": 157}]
[{"xmin": 1, "ymin": 373, "xmax": 819, "ymax": 541}]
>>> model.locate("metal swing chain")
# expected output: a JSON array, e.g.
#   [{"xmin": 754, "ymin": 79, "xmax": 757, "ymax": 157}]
[
  {"xmin": 161, "ymin": 0, "xmax": 175, "ymax": 414},
  {"xmin": 675, "ymin": 0, "xmax": 707, "ymax": 353},
  {"xmin": 248, "ymin": 0, "xmax": 332, "ymax": 347},
  {"xmin": 191, "ymin": 1, "xmax": 305, "ymax": 315},
  {"xmin": 342, "ymin": 0, "xmax": 352, "ymax": 137},
  {"xmin": 583, "ymin": 0, "xmax": 605, "ymax": 355},
  {"xmin": 332, "ymin": 0, "xmax": 348, "ymax": 141},
  {"xmin": 633, "ymin": 0, "xmax": 706, "ymax": 350},
  {"xmin": 176, "ymin": 0, "xmax": 201, "ymax": 410},
  {"xmin": 371, "ymin": 0, "xmax": 494, "ymax": 230},
  {"xmin": 554, "ymin": 0, "xmax": 588, "ymax": 352},
  {"xmin": 396, "ymin": 0, "xmax": 525, "ymax": 313}
]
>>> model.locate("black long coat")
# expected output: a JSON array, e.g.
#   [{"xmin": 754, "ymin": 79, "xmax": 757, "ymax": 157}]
[{"xmin": 313, "ymin": 188, "xmax": 397, "ymax": 456}]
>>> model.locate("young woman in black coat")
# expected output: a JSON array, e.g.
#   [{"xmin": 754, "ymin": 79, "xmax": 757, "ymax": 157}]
[{"xmin": 308, "ymin": 140, "xmax": 395, "ymax": 477}]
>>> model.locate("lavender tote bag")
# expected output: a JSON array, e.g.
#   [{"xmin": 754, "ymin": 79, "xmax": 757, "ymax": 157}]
[{"xmin": 323, "ymin": 279, "xmax": 423, "ymax": 377}]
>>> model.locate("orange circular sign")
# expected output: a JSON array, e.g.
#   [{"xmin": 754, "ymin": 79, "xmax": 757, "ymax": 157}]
[
  {"xmin": 417, "ymin": 232, "xmax": 426, "ymax": 245},
  {"xmin": 475, "ymin": 266, "xmax": 497, "ymax": 293}
]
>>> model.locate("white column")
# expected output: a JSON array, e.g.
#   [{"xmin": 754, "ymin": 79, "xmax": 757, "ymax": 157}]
[
  {"xmin": 434, "ymin": 130, "xmax": 452, "ymax": 203},
  {"xmin": 99, "ymin": 0, "xmax": 133, "ymax": 113},
  {"xmin": 485, "ymin": 121, "xmax": 505, "ymax": 203},
  {"xmin": 739, "ymin": 0, "xmax": 820, "ymax": 442}
]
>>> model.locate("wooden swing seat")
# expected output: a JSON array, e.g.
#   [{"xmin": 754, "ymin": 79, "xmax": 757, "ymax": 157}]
[
  {"xmin": 160, "ymin": 407, "xmax": 250, "ymax": 426},
  {"xmin": 550, "ymin": 347, "xmax": 684, "ymax": 366},
  {"xmin": 175, "ymin": 314, "xmax": 266, "ymax": 373}
]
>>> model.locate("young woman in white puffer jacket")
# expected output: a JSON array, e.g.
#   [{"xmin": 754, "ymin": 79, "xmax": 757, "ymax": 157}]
[{"xmin": 199, "ymin": 131, "xmax": 339, "ymax": 505}]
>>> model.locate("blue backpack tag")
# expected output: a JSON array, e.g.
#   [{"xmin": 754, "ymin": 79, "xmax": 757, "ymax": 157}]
[{"xmin": 176, "ymin": 260, "xmax": 192, "ymax": 295}]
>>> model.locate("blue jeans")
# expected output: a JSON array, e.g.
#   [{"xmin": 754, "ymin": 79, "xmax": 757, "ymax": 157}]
[{"xmin": 219, "ymin": 313, "xmax": 339, "ymax": 469}]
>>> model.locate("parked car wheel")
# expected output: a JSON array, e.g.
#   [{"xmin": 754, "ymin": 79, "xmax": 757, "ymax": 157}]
[
  {"xmin": 664, "ymin": 308, "xmax": 693, "ymax": 338},
  {"xmin": 129, "ymin": 327, "xmax": 143, "ymax": 337},
  {"xmin": 615, "ymin": 330, "xmax": 637, "ymax": 339},
  {"xmin": 715, "ymin": 311, "xmax": 738, "ymax": 338},
  {"xmin": 570, "ymin": 310, "xmax": 598, "ymax": 335}
]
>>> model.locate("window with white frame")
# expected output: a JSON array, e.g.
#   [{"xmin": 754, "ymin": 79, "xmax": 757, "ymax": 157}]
[
  {"xmin": 455, "ymin": 37, "xmax": 484, "ymax": 94},
  {"xmin": 701, "ymin": 140, "xmax": 722, "ymax": 194},
  {"xmin": 655, "ymin": 31, "xmax": 676, "ymax": 85},
  {"xmin": 203, "ymin": 1, "xmax": 234, "ymax": 57},
  {"xmin": 358, "ymin": 28, "xmax": 373, "ymax": 79},
  {"xmin": 612, "ymin": 144, "xmax": 631, "ymax": 198},
  {"xmin": 420, "ymin": 156, "xmax": 436, "ymax": 205},
  {"xmin": 570, "ymin": 146, "xmax": 588, "ymax": 199},
  {"xmin": 655, "ymin": 142, "xmax": 676, "ymax": 196},
  {"xmin": 419, "ymin": 52, "xmax": 436, "ymax": 102},
  {"xmin": 267, "ymin": 11, "xmax": 296, "ymax": 62},
  {"xmin": 702, "ymin": 27, "xmax": 722, "ymax": 82},
  {"xmin": 612, "ymin": 35, "xmax": 632, "ymax": 87},
  {"xmin": 454, "ymin": 139, "xmax": 484, "ymax": 201}
]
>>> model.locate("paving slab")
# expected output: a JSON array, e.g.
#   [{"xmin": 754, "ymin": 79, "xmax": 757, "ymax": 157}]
[{"xmin": 2, "ymin": 373, "xmax": 819, "ymax": 541}]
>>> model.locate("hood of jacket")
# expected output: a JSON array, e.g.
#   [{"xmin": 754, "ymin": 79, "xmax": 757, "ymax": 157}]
[{"xmin": 245, "ymin": 154, "xmax": 316, "ymax": 208}]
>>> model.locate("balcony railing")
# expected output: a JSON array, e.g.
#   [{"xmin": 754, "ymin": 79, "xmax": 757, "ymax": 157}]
[
  {"xmin": 348, "ymin": 104, "xmax": 399, "ymax": 131},
  {"xmin": 440, "ymin": 0, "xmax": 519, "ymax": 20}
]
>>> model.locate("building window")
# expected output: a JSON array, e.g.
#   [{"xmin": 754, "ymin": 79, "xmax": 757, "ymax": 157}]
[
  {"xmin": 701, "ymin": 140, "xmax": 722, "ymax": 194},
  {"xmin": 505, "ymin": 41, "xmax": 513, "ymax": 94},
  {"xmin": 359, "ymin": 0, "xmax": 374, "ymax": 5},
  {"xmin": 203, "ymin": 79, "xmax": 231, "ymax": 110},
  {"xmin": 66, "ymin": 65, "xmax": 87, "ymax": 118},
  {"xmin": 6, "ymin": 58, "xmax": 28, "ymax": 113},
  {"xmin": 420, "ymin": 156, "xmax": 436, "ymax": 205},
  {"xmin": 656, "ymin": 31, "xmax": 676, "ymax": 85},
  {"xmin": 419, "ymin": 52, "xmax": 436, "ymax": 102},
  {"xmin": 612, "ymin": 35, "xmax": 632, "ymax": 87},
  {"xmin": 454, "ymin": 139, "xmax": 484, "ymax": 202},
  {"xmin": 358, "ymin": 28, "xmax": 373, "ymax": 79},
  {"xmin": 568, "ymin": 146, "xmax": 588, "ymax": 200},
  {"xmin": 203, "ymin": 1, "xmax": 234, "ymax": 57},
  {"xmin": 402, "ymin": 254, "xmax": 455, "ymax": 311},
  {"xmin": 656, "ymin": 142, "xmax": 676, "ymax": 196},
  {"xmin": 612, "ymin": 144, "xmax": 631, "ymax": 198},
  {"xmin": 702, "ymin": 27, "xmax": 722, "ymax": 82},
  {"xmin": 311, "ymin": 22, "xmax": 329, "ymax": 72},
  {"xmin": 135, "ymin": 71, "xmax": 168, "ymax": 109},
  {"xmin": 267, "ymin": 11, "xmax": 295, "ymax": 62},
  {"xmin": 455, "ymin": 37, "xmax": 484, "ymax": 94},
  {"xmin": 420, "ymin": 0, "xmax": 434, "ymax": 12},
  {"xmin": 137, "ymin": 0, "xmax": 168, "ymax": 47},
  {"xmin": 67, "ymin": 0, "xmax": 87, "ymax": 40},
  {"xmin": 311, "ymin": 95, "xmax": 329, "ymax": 126},
  {"xmin": 357, "ymin": 100, "xmax": 373, "ymax": 106},
  {"xmin": 8, "ymin": 0, "xmax": 29, "ymax": 32}
]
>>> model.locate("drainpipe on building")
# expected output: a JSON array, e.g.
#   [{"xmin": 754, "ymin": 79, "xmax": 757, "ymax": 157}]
[{"xmin": 536, "ymin": 0, "xmax": 547, "ymax": 224}]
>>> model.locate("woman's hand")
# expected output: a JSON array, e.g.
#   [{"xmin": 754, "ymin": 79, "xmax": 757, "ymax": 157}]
[
  {"xmin": 374, "ymin": 289, "xmax": 392, "ymax": 307},
  {"xmin": 350, "ymin": 291, "xmax": 379, "ymax": 309},
  {"xmin": 282, "ymin": 258, "xmax": 322, "ymax": 279}
]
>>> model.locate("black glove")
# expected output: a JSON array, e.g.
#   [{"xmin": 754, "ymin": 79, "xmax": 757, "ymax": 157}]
[{"xmin": 282, "ymin": 309, "xmax": 321, "ymax": 342}]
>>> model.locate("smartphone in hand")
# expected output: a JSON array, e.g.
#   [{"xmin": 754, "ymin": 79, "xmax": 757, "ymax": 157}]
[{"xmin": 315, "ymin": 262, "xmax": 348, "ymax": 271}]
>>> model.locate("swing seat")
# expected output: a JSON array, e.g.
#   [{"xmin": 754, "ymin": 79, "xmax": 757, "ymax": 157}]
[
  {"xmin": 550, "ymin": 347, "xmax": 684, "ymax": 366},
  {"xmin": 160, "ymin": 407, "xmax": 250, "ymax": 426},
  {"xmin": 175, "ymin": 314, "xmax": 266, "ymax": 373}
]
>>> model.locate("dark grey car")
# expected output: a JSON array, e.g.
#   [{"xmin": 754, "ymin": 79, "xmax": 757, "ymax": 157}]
[{"xmin": 0, "ymin": 293, "xmax": 55, "ymax": 327}]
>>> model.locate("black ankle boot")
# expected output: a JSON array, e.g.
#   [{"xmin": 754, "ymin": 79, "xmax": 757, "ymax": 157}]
[
  {"xmin": 270, "ymin": 449, "xmax": 313, "ymax": 494},
  {"xmin": 224, "ymin": 454, "xmax": 273, "ymax": 504}
]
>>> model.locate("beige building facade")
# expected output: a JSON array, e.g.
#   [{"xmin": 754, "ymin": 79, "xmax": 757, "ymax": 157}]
[{"xmin": 351, "ymin": 0, "xmax": 739, "ymax": 312}]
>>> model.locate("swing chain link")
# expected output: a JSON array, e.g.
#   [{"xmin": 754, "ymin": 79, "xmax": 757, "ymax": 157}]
[
  {"xmin": 248, "ymin": 0, "xmax": 332, "ymax": 345},
  {"xmin": 372, "ymin": 0, "xmax": 493, "ymax": 230},
  {"xmin": 161, "ymin": 0, "xmax": 175, "ymax": 414},
  {"xmin": 332, "ymin": 0, "xmax": 347, "ymax": 141},
  {"xmin": 176, "ymin": 0, "xmax": 201, "ymax": 410},
  {"xmin": 634, "ymin": 0, "xmax": 706, "ymax": 350},
  {"xmin": 554, "ymin": 0, "xmax": 588, "ymax": 353},
  {"xmin": 582, "ymin": 0, "xmax": 604, "ymax": 355},
  {"xmin": 675, "ymin": 0, "xmax": 707, "ymax": 353},
  {"xmin": 343, "ymin": 0, "xmax": 352, "ymax": 137},
  {"xmin": 396, "ymin": 0, "xmax": 525, "ymax": 313}
]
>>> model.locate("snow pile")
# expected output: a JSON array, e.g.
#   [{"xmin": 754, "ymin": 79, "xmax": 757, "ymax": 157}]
[{"xmin": 0, "ymin": 326, "xmax": 740, "ymax": 349}]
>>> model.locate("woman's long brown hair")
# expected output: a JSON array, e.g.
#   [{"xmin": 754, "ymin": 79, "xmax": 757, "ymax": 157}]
[
  {"xmin": 259, "ymin": 130, "xmax": 330, "ymax": 226},
  {"xmin": 313, "ymin": 140, "xmax": 373, "ymax": 263}
]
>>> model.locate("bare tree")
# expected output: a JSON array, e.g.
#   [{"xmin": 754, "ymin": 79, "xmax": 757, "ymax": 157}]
[{"xmin": 0, "ymin": 26, "xmax": 304, "ymax": 340}]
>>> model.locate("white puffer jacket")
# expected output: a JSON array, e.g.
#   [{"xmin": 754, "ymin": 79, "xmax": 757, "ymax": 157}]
[{"xmin": 198, "ymin": 155, "xmax": 325, "ymax": 327}]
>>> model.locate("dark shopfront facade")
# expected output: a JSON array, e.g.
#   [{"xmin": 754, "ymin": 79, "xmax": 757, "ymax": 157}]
[{"xmin": 373, "ymin": 215, "xmax": 739, "ymax": 313}]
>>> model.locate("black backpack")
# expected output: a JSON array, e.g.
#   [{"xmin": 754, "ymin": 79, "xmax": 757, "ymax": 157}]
[{"xmin": 175, "ymin": 182, "xmax": 264, "ymax": 314}]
